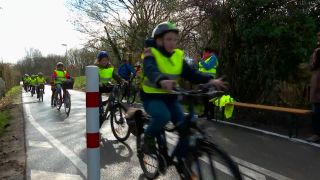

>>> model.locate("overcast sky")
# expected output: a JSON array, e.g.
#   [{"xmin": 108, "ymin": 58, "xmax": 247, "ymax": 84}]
[{"xmin": 0, "ymin": 0, "xmax": 86, "ymax": 63}]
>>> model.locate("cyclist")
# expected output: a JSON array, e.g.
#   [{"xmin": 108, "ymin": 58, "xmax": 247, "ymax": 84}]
[
  {"xmin": 22, "ymin": 74, "xmax": 30, "ymax": 92},
  {"xmin": 96, "ymin": 51, "xmax": 126, "ymax": 129},
  {"xmin": 52, "ymin": 62, "xmax": 70, "ymax": 103},
  {"xmin": 36, "ymin": 72, "xmax": 46, "ymax": 98},
  {"xmin": 140, "ymin": 22, "xmax": 226, "ymax": 160},
  {"xmin": 30, "ymin": 74, "xmax": 37, "ymax": 96},
  {"xmin": 118, "ymin": 59, "xmax": 136, "ymax": 81}
]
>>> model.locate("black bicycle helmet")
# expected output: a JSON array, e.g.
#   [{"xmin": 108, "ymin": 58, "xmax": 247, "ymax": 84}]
[{"xmin": 151, "ymin": 22, "xmax": 179, "ymax": 39}]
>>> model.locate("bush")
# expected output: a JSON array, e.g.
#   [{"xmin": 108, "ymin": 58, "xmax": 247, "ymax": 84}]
[{"xmin": 73, "ymin": 76, "xmax": 86, "ymax": 91}]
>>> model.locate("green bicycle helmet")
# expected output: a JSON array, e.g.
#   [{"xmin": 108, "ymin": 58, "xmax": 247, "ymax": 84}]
[{"xmin": 151, "ymin": 21, "xmax": 179, "ymax": 39}]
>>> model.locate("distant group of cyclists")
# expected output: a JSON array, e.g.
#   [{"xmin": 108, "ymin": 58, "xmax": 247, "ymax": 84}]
[{"xmin": 22, "ymin": 72, "xmax": 46, "ymax": 99}]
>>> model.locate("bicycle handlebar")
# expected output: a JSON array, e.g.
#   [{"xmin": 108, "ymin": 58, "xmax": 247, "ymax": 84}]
[{"xmin": 171, "ymin": 84, "xmax": 225, "ymax": 97}]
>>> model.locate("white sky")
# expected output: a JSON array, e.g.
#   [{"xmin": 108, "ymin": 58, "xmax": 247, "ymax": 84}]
[{"xmin": 0, "ymin": 0, "xmax": 86, "ymax": 63}]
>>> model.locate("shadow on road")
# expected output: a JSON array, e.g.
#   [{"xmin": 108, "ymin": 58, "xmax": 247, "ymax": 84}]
[{"xmin": 99, "ymin": 139, "xmax": 134, "ymax": 167}]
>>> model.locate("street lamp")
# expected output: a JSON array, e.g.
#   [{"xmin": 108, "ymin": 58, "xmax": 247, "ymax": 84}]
[
  {"xmin": 61, "ymin": 43, "xmax": 68, "ymax": 58},
  {"xmin": 61, "ymin": 43, "xmax": 68, "ymax": 69}
]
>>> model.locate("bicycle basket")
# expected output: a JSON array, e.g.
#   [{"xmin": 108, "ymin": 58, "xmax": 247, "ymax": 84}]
[{"xmin": 62, "ymin": 79, "xmax": 74, "ymax": 89}]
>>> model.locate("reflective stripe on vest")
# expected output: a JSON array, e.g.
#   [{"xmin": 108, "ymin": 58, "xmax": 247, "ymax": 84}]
[
  {"xmin": 142, "ymin": 48, "xmax": 184, "ymax": 94},
  {"xmin": 54, "ymin": 70, "xmax": 66, "ymax": 84},
  {"xmin": 99, "ymin": 67, "xmax": 114, "ymax": 84},
  {"xmin": 199, "ymin": 56, "xmax": 218, "ymax": 76}
]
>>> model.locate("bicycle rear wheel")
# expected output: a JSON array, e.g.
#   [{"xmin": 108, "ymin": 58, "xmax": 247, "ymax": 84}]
[
  {"xmin": 110, "ymin": 103, "xmax": 130, "ymax": 142},
  {"xmin": 183, "ymin": 140, "xmax": 242, "ymax": 180},
  {"xmin": 64, "ymin": 91, "xmax": 71, "ymax": 116}
]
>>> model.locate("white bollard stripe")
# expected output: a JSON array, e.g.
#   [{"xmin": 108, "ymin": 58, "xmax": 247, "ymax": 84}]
[
  {"xmin": 87, "ymin": 148, "xmax": 100, "ymax": 180},
  {"xmin": 86, "ymin": 66, "xmax": 99, "ymax": 92},
  {"xmin": 86, "ymin": 108, "xmax": 100, "ymax": 133}
]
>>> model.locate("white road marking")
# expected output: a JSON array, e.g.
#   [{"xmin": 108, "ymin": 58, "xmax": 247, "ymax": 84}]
[
  {"xmin": 31, "ymin": 170, "xmax": 83, "ymax": 180},
  {"xmin": 165, "ymin": 130, "xmax": 292, "ymax": 180},
  {"xmin": 216, "ymin": 120, "xmax": 320, "ymax": 148},
  {"xmin": 24, "ymin": 104, "xmax": 87, "ymax": 178},
  {"xmin": 28, "ymin": 140, "xmax": 53, "ymax": 148},
  {"xmin": 232, "ymin": 156, "xmax": 292, "ymax": 180}
]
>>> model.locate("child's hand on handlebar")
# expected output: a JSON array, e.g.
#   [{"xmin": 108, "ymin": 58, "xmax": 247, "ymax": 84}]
[
  {"xmin": 160, "ymin": 80, "xmax": 176, "ymax": 91},
  {"xmin": 208, "ymin": 78, "xmax": 228, "ymax": 90}
]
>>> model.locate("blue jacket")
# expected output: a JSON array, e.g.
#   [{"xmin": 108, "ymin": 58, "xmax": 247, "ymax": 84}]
[
  {"xmin": 199, "ymin": 55, "xmax": 218, "ymax": 70},
  {"xmin": 118, "ymin": 63, "xmax": 136, "ymax": 80},
  {"xmin": 141, "ymin": 47, "xmax": 213, "ymax": 100}
]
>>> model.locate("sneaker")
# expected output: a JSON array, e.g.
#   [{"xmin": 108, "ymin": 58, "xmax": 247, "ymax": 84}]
[{"xmin": 306, "ymin": 134, "xmax": 320, "ymax": 142}]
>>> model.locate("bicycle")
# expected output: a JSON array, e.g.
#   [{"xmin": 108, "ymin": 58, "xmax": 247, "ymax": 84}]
[
  {"xmin": 120, "ymin": 76, "xmax": 139, "ymax": 104},
  {"xmin": 100, "ymin": 83, "xmax": 130, "ymax": 142},
  {"xmin": 37, "ymin": 84, "xmax": 44, "ymax": 102},
  {"xmin": 52, "ymin": 80, "xmax": 73, "ymax": 116},
  {"xmin": 30, "ymin": 85, "xmax": 36, "ymax": 97},
  {"xmin": 131, "ymin": 86, "xmax": 242, "ymax": 180}
]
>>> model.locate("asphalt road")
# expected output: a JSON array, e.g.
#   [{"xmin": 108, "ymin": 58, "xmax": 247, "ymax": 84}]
[{"xmin": 23, "ymin": 86, "xmax": 320, "ymax": 180}]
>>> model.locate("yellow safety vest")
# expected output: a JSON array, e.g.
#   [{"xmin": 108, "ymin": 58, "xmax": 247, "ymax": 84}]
[
  {"xmin": 54, "ymin": 70, "xmax": 67, "ymax": 84},
  {"xmin": 199, "ymin": 56, "xmax": 218, "ymax": 77},
  {"xmin": 30, "ymin": 78, "xmax": 37, "ymax": 86},
  {"xmin": 26, "ymin": 77, "xmax": 31, "ymax": 83},
  {"xmin": 37, "ymin": 77, "xmax": 46, "ymax": 85},
  {"xmin": 98, "ymin": 67, "xmax": 114, "ymax": 85},
  {"xmin": 210, "ymin": 95, "xmax": 235, "ymax": 119},
  {"xmin": 142, "ymin": 48, "xmax": 184, "ymax": 94}
]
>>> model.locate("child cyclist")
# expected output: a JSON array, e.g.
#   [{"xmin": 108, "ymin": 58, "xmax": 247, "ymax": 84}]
[
  {"xmin": 140, "ymin": 22, "xmax": 226, "ymax": 159},
  {"xmin": 52, "ymin": 62, "xmax": 70, "ymax": 103},
  {"xmin": 36, "ymin": 72, "xmax": 46, "ymax": 98},
  {"xmin": 95, "ymin": 51, "xmax": 127, "ymax": 129}
]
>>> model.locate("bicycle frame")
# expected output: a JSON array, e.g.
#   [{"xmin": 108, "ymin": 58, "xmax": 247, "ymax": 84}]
[{"xmin": 136, "ymin": 88, "xmax": 225, "ymax": 177}]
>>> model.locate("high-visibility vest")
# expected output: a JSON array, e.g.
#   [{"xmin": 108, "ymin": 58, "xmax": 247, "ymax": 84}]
[
  {"xmin": 98, "ymin": 67, "xmax": 114, "ymax": 85},
  {"xmin": 142, "ymin": 47, "xmax": 184, "ymax": 94},
  {"xmin": 37, "ymin": 76, "xmax": 46, "ymax": 85},
  {"xmin": 54, "ymin": 70, "xmax": 67, "ymax": 84},
  {"xmin": 30, "ymin": 78, "xmax": 37, "ymax": 86},
  {"xmin": 210, "ymin": 95, "xmax": 235, "ymax": 119},
  {"xmin": 199, "ymin": 56, "xmax": 218, "ymax": 77}
]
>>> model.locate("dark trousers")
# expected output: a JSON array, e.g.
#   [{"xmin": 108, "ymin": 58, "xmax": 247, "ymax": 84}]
[
  {"xmin": 203, "ymin": 96, "xmax": 215, "ymax": 119},
  {"xmin": 312, "ymin": 103, "xmax": 320, "ymax": 135}
]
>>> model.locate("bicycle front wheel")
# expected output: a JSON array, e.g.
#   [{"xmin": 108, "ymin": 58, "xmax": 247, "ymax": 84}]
[
  {"xmin": 183, "ymin": 140, "xmax": 242, "ymax": 180},
  {"xmin": 110, "ymin": 103, "xmax": 130, "ymax": 142},
  {"xmin": 64, "ymin": 91, "xmax": 71, "ymax": 116},
  {"xmin": 127, "ymin": 86, "xmax": 136, "ymax": 104},
  {"xmin": 55, "ymin": 92, "xmax": 62, "ymax": 110},
  {"xmin": 40, "ymin": 90, "xmax": 43, "ymax": 102}
]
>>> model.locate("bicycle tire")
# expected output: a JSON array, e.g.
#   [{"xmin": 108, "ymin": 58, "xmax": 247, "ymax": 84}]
[
  {"xmin": 184, "ymin": 140, "xmax": 242, "ymax": 180},
  {"xmin": 127, "ymin": 86, "xmax": 136, "ymax": 104},
  {"xmin": 64, "ymin": 91, "xmax": 71, "ymax": 116},
  {"xmin": 55, "ymin": 92, "xmax": 62, "ymax": 110},
  {"xmin": 137, "ymin": 133, "xmax": 160, "ymax": 179},
  {"xmin": 40, "ymin": 90, "xmax": 43, "ymax": 102},
  {"xmin": 110, "ymin": 103, "xmax": 130, "ymax": 142}
]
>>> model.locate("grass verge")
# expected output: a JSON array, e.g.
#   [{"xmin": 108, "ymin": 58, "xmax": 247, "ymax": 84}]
[{"xmin": 0, "ymin": 86, "xmax": 21, "ymax": 135}]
